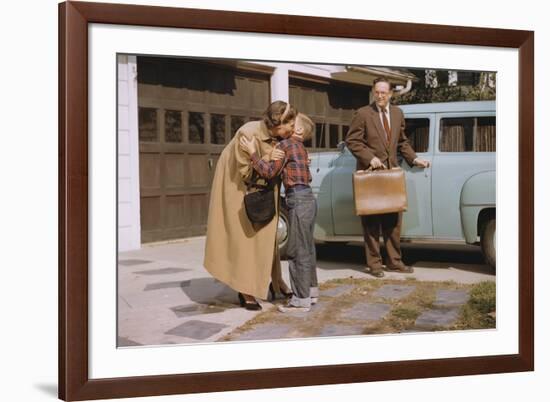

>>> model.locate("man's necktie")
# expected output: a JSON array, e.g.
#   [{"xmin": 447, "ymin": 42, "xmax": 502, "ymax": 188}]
[{"xmin": 381, "ymin": 107, "xmax": 391, "ymax": 144}]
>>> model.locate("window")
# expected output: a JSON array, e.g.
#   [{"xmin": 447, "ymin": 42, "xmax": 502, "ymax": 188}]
[
  {"xmin": 342, "ymin": 125, "xmax": 349, "ymax": 140},
  {"xmin": 188, "ymin": 112, "xmax": 205, "ymax": 144},
  {"xmin": 230, "ymin": 116, "xmax": 246, "ymax": 138},
  {"xmin": 303, "ymin": 134, "xmax": 312, "ymax": 148},
  {"xmin": 475, "ymin": 117, "xmax": 496, "ymax": 152},
  {"xmin": 165, "ymin": 110, "xmax": 182, "ymax": 143},
  {"xmin": 439, "ymin": 116, "xmax": 496, "ymax": 152},
  {"xmin": 138, "ymin": 107, "xmax": 158, "ymax": 142},
  {"xmin": 329, "ymin": 124, "xmax": 340, "ymax": 148},
  {"xmin": 315, "ymin": 123, "xmax": 325, "ymax": 148},
  {"xmin": 210, "ymin": 114, "xmax": 226, "ymax": 144},
  {"xmin": 405, "ymin": 118, "xmax": 430, "ymax": 153}
]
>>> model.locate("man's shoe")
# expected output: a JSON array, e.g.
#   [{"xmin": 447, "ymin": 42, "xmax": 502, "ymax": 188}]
[
  {"xmin": 386, "ymin": 264, "xmax": 414, "ymax": 274},
  {"xmin": 367, "ymin": 267, "xmax": 385, "ymax": 278},
  {"xmin": 277, "ymin": 303, "xmax": 311, "ymax": 313},
  {"xmin": 311, "ymin": 297, "xmax": 318, "ymax": 305}
]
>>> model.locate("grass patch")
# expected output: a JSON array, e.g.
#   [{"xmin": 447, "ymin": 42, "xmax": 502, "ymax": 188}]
[
  {"xmin": 392, "ymin": 307, "xmax": 421, "ymax": 321},
  {"xmin": 454, "ymin": 281, "xmax": 496, "ymax": 330},
  {"xmin": 386, "ymin": 306, "xmax": 421, "ymax": 331}
]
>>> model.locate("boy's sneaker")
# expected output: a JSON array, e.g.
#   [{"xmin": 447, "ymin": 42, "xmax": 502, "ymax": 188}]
[
  {"xmin": 277, "ymin": 303, "xmax": 310, "ymax": 313},
  {"xmin": 311, "ymin": 297, "xmax": 318, "ymax": 305}
]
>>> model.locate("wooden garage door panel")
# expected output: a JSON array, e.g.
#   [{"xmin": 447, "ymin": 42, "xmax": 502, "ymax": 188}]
[
  {"xmin": 188, "ymin": 194, "xmax": 208, "ymax": 232},
  {"xmin": 209, "ymin": 153, "xmax": 221, "ymax": 184},
  {"xmin": 250, "ymin": 79, "xmax": 269, "ymax": 109},
  {"xmin": 140, "ymin": 196, "xmax": 161, "ymax": 231},
  {"xmin": 165, "ymin": 195, "xmax": 186, "ymax": 229},
  {"xmin": 232, "ymin": 77, "xmax": 249, "ymax": 109},
  {"xmin": 164, "ymin": 154, "xmax": 186, "ymax": 187},
  {"xmin": 186, "ymin": 154, "xmax": 209, "ymax": 188},
  {"xmin": 290, "ymin": 78, "xmax": 371, "ymax": 152},
  {"xmin": 139, "ymin": 153, "xmax": 161, "ymax": 189}
]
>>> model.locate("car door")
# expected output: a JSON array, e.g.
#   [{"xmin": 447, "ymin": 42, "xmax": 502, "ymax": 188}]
[
  {"xmin": 331, "ymin": 146, "xmax": 363, "ymax": 235},
  {"xmin": 400, "ymin": 114, "xmax": 434, "ymax": 239}
]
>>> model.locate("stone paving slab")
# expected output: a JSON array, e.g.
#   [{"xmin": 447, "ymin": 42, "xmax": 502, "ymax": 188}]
[
  {"xmin": 179, "ymin": 277, "xmax": 238, "ymax": 305},
  {"xmin": 320, "ymin": 284, "xmax": 354, "ymax": 298},
  {"xmin": 165, "ymin": 320, "xmax": 228, "ymax": 340},
  {"xmin": 341, "ymin": 302, "xmax": 392, "ymax": 321},
  {"xmin": 374, "ymin": 284, "xmax": 416, "ymax": 300},
  {"xmin": 415, "ymin": 308, "xmax": 460, "ymax": 328},
  {"xmin": 276, "ymin": 300, "xmax": 329, "ymax": 318},
  {"xmin": 316, "ymin": 324, "xmax": 365, "ymax": 337},
  {"xmin": 231, "ymin": 324, "xmax": 293, "ymax": 341},
  {"xmin": 170, "ymin": 303, "xmax": 228, "ymax": 318},
  {"xmin": 134, "ymin": 267, "xmax": 191, "ymax": 275},
  {"xmin": 434, "ymin": 289, "xmax": 470, "ymax": 306},
  {"xmin": 118, "ymin": 259, "xmax": 153, "ymax": 266},
  {"xmin": 117, "ymin": 336, "xmax": 142, "ymax": 347},
  {"xmin": 144, "ymin": 280, "xmax": 189, "ymax": 291}
]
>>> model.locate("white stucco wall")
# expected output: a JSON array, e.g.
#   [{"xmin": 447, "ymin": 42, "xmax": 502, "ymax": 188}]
[{"xmin": 117, "ymin": 54, "xmax": 141, "ymax": 252}]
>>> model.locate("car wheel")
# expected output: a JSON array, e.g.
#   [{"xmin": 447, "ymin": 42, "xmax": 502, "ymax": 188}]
[
  {"xmin": 277, "ymin": 204, "xmax": 289, "ymax": 260},
  {"xmin": 481, "ymin": 218, "xmax": 496, "ymax": 272}
]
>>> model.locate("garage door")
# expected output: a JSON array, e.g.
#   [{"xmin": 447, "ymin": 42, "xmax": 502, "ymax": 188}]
[
  {"xmin": 137, "ymin": 57, "xmax": 270, "ymax": 243},
  {"xmin": 289, "ymin": 77, "xmax": 370, "ymax": 151}
]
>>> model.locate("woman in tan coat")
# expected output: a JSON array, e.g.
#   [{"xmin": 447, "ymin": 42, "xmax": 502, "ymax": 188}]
[{"xmin": 204, "ymin": 101, "xmax": 296, "ymax": 310}]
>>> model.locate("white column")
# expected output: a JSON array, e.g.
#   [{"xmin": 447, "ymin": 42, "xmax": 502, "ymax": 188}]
[
  {"xmin": 117, "ymin": 55, "xmax": 141, "ymax": 251},
  {"xmin": 270, "ymin": 66, "xmax": 289, "ymax": 102}
]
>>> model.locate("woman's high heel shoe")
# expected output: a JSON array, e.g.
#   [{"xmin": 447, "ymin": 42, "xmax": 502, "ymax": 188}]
[{"xmin": 238, "ymin": 293, "xmax": 262, "ymax": 311}]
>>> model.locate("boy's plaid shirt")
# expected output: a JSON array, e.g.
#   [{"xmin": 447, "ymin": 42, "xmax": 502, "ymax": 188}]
[{"xmin": 250, "ymin": 138, "xmax": 312, "ymax": 188}]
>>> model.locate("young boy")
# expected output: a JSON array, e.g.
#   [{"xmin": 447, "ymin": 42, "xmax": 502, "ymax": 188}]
[{"xmin": 239, "ymin": 113, "xmax": 318, "ymax": 312}]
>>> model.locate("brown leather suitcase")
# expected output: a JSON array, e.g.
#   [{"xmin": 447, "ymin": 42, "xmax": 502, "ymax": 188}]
[{"xmin": 352, "ymin": 167, "xmax": 408, "ymax": 215}]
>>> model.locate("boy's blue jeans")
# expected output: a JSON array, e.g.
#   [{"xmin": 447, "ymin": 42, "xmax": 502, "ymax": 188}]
[{"xmin": 285, "ymin": 187, "xmax": 318, "ymax": 308}]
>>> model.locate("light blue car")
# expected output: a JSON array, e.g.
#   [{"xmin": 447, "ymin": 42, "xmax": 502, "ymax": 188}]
[{"xmin": 277, "ymin": 100, "xmax": 496, "ymax": 269}]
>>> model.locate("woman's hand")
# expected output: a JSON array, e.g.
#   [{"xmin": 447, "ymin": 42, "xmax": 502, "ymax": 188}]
[
  {"xmin": 239, "ymin": 136, "xmax": 257, "ymax": 155},
  {"xmin": 270, "ymin": 146, "xmax": 285, "ymax": 161}
]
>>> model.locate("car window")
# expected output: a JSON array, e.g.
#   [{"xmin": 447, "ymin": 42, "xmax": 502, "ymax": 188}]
[
  {"xmin": 405, "ymin": 118, "xmax": 430, "ymax": 153},
  {"xmin": 305, "ymin": 122, "xmax": 350, "ymax": 152},
  {"xmin": 439, "ymin": 116, "xmax": 496, "ymax": 152}
]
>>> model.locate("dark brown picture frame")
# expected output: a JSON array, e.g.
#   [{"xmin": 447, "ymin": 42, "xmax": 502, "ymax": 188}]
[{"xmin": 59, "ymin": 1, "xmax": 534, "ymax": 400}]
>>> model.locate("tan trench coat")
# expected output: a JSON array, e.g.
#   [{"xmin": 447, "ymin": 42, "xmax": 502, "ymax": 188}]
[{"xmin": 203, "ymin": 120, "xmax": 283, "ymax": 299}]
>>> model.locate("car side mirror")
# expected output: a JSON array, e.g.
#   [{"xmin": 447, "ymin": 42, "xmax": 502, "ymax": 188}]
[{"xmin": 337, "ymin": 141, "xmax": 346, "ymax": 153}]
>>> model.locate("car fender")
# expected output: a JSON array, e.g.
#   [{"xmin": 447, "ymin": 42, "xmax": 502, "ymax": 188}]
[{"xmin": 460, "ymin": 170, "xmax": 496, "ymax": 244}]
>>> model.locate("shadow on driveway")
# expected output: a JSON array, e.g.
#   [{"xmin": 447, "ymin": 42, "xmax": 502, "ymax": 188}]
[{"xmin": 314, "ymin": 242, "xmax": 493, "ymax": 276}]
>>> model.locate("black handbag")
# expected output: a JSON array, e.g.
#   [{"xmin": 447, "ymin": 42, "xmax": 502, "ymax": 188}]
[{"xmin": 244, "ymin": 171, "xmax": 276, "ymax": 224}]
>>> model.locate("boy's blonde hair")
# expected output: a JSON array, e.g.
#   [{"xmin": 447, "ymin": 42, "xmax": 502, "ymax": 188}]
[{"xmin": 296, "ymin": 113, "xmax": 314, "ymax": 141}]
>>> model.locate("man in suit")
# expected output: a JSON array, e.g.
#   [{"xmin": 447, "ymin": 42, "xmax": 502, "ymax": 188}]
[{"xmin": 345, "ymin": 77, "xmax": 430, "ymax": 278}]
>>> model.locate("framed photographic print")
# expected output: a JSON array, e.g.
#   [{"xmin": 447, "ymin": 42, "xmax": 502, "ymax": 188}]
[{"xmin": 59, "ymin": 1, "xmax": 534, "ymax": 400}]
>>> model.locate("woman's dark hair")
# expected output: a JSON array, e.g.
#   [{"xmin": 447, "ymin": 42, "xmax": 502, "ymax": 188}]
[{"xmin": 263, "ymin": 101, "xmax": 298, "ymax": 129}]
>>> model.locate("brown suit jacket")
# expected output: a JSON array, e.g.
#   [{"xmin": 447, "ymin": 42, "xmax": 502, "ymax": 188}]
[{"xmin": 345, "ymin": 102, "xmax": 417, "ymax": 170}]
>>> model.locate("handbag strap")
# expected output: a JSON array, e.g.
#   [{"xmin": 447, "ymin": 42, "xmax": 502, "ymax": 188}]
[
  {"xmin": 245, "ymin": 138, "xmax": 279, "ymax": 192},
  {"xmin": 246, "ymin": 165, "xmax": 276, "ymax": 192}
]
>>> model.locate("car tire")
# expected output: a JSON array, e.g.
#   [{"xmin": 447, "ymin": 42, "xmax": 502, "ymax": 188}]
[
  {"xmin": 481, "ymin": 218, "xmax": 496, "ymax": 272},
  {"xmin": 277, "ymin": 203, "xmax": 290, "ymax": 260}
]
